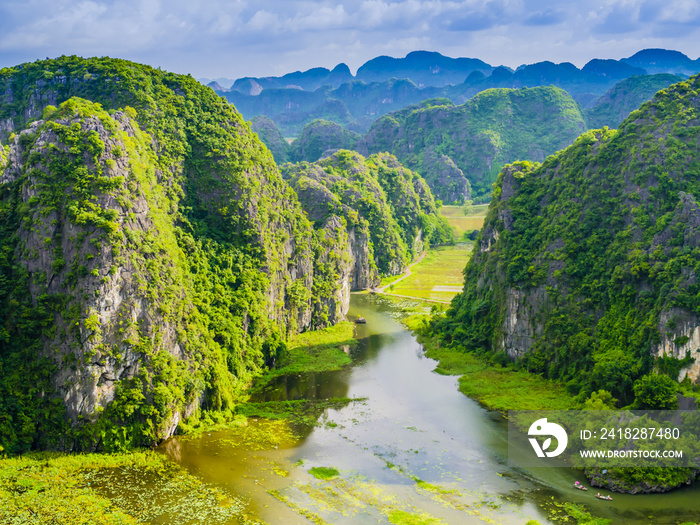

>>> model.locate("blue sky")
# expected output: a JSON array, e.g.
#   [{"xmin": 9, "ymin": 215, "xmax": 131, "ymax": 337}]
[{"xmin": 0, "ymin": 0, "xmax": 699, "ymax": 79}]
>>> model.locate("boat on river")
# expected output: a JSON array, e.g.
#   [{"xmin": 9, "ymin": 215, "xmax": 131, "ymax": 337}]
[{"xmin": 355, "ymin": 316, "xmax": 367, "ymax": 324}]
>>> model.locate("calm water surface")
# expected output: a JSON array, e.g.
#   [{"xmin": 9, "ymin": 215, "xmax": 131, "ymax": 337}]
[{"xmin": 160, "ymin": 294, "xmax": 700, "ymax": 524}]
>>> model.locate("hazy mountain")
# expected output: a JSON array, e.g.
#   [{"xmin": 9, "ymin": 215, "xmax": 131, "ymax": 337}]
[
  {"xmin": 622, "ymin": 49, "xmax": 700, "ymax": 76},
  {"xmin": 584, "ymin": 73, "xmax": 684, "ymax": 129},
  {"xmin": 208, "ymin": 49, "xmax": 697, "ymax": 137},
  {"xmin": 355, "ymin": 50, "xmax": 493, "ymax": 87},
  {"xmin": 231, "ymin": 63, "xmax": 354, "ymax": 94}
]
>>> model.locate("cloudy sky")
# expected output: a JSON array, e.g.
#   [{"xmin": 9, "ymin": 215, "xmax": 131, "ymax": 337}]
[{"xmin": 0, "ymin": 0, "xmax": 699, "ymax": 80}]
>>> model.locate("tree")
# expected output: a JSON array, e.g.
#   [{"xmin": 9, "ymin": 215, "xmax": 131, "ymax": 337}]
[
  {"xmin": 584, "ymin": 389, "xmax": 618, "ymax": 410},
  {"xmin": 632, "ymin": 374, "xmax": 679, "ymax": 410}
]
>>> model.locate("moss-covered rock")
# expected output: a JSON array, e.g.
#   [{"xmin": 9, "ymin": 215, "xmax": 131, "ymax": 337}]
[
  {"xmin": 435, "ymin": 74, "xmax": 700, "ymax": 403},
  {"xmin": 284, "ymin": 150, "xmax": 453, "ymax": 286},
  {"xmin": 290, "ymin": 119, "xmax": 361, "ymax": 162},
  {"xmin": 0, "ymin": 56, "xmax": 356, "ymax": 453}
]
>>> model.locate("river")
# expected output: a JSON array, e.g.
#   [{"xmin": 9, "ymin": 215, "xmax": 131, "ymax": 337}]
[{"xmin": 159, "ymin": 294, "xmax": 700, "ymax": 524}]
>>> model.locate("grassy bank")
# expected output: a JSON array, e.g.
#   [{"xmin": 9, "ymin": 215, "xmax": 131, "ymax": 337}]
[
  {"xmin": 257, "ymin": 321, "xmax": 357, "ymax": 384},
  {"xmin": 403, "ymin": 315, "xmax": 578, "ymax": 412},
  {"xmin": 0, "ymin": 321, "xmax": 363, "ymax": 524}
]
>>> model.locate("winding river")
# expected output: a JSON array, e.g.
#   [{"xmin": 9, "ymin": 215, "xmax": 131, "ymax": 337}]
[{"xmin": 160, "ymin": 294, "xmax": 700, "ymax": 524}]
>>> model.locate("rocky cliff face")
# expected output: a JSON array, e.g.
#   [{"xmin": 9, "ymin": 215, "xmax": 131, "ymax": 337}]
[
  {"xmin": 6, "ymin": 108, "xmax": 214, "ymax": 435},
  {"xmin": 436, "ymin": 73, "xmax": 700, "ymax": 404},
  {"xmin": 284, "ymin": 150, "xmax": 453, "ymax": 285},
  {"xmin": 0, "ymin": 57, "xmax": 359, "ymax": 453}
]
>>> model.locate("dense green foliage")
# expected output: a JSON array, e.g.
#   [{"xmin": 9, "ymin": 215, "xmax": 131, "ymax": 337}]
[
  {"xmin": 0, "ymin": 57, "xmax": 452, "ymax": 454},
  {"xmin": 362, "ymin": 88, "xmax": 587, "ymax": 201},
  {"xmin": 0, "ymin": 56, "xmax": 345, "ymax": 453},
  {"xmin": 584, "ymin": 74, "xmax": 683, "ymax": 129},
  {"xmin": 631, "ymin": 374, "xmax": 679, "ymax": 409},
  {"xmin": 250, "ymin": 115, "xmax": 291, "ymax": 163},
  {"xmin": 290, "ymin": 119, "xmax": 361, "ymax": 162},
  {"xmin": 434, "ymin": 74, "xmax": 700, "ymax": 408},
  {"xmin": 283, "ymin": 151, "xmax": 453, "ymax": 278}
]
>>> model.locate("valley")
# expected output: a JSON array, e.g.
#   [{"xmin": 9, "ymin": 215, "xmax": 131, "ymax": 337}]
[
  {"xmin": 5, "ymin": 295, "xmax": 700, "ymax": 524},
  {"xmin": 1, "ymin": 41, "xmax": 700, "ymax": 525}
]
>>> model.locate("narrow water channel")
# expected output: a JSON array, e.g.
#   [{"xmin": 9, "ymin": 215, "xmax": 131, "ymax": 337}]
[{"xmin": 160, "ymin": 294, "xmax": 700, "ymax": 524}]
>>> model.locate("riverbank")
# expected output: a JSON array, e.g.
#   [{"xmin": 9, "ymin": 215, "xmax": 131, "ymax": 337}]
[
  {"xmin": 0, "ymin": 321, "xmax": 363, "ymax": 525},
  {"xmin": 393, "ymin": 304, "xmax": 579, "ymax": 413},
  {"xmin": 394, "ymin": 302, "xmax": 700, "ymax": 505},
  {"xmin": 5, "ymin": 296, "xmax": 700, "ymax": 524}
]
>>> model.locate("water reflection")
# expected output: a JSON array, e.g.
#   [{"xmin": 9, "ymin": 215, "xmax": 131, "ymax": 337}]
[{"xmin": 160, "ymin": 294, "xmax": 700, "ymax": 524}]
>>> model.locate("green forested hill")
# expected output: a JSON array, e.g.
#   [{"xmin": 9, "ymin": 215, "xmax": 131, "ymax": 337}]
[
  {"xmin": 290, "ymin": 119, "xmax": 361, "ymax": 162},
  {"xmin": 0, "ymin": 56, "xmax": 434, "ymax": 454},
  {"xmin": 435, "ymin": 74, "xmax": 700, "ymax": 407},
  {"xmin": 584, "ymin": 73, "xmax": 683, "ymax": 129},
  {"xmin": 250, "ymin": 115, "xmax": 291, "ymax": 163},
  {"xmin": 283, "ymin": 151, "xmax": 453, "ymax": 280},
  {"xmin": 361, "ymin": 87, "xmax": 587, "ymax": 202}
]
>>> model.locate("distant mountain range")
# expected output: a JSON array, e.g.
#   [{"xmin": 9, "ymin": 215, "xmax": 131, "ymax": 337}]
[
  {"xmin": 203, "ymin": 48, "xmax": 700, "ymax": 95},
  {"xmin": 258, "ymin": 73, "xmax": 683, "ymax": 204},
  {"xmin": 203, "ymin": 49, "xmax": 699, "ymax": 136}
]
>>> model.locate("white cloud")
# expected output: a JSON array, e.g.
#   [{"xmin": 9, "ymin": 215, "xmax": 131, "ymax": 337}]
[
  {"xmin": 659, "ymin": 0, "xmax": 700, "ymax": 23},
  {"xmin": 0, "ymin": 0, "xmax": 698, "ymax": 79},
  {"xmin": 247, "ymin": 9, "xmax": 281, "ymax": 31},
  {"xmin": 286, "ymin": 5, "xmax": 349, "ymax": 31}
]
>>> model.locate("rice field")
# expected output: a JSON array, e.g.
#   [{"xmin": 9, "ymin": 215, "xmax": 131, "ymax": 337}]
[
  {"xmin": 439, "ymin": 204, "xmax": 489, "ymax": 240},
  {"xmin": 386, "ymin": 244, "xmax": 472, "ymax": 302}
]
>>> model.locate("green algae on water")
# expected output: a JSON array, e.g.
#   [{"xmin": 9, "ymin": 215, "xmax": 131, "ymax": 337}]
[{"xmin": 309, "ymin": 467, "xmax": 340, "ymax": 480}]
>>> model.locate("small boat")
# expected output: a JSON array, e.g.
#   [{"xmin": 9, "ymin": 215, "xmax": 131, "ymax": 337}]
[
  {"xmin": 595, "ymin": 493, "xmax": 613, "ymax": 501},
  {"xmin": 573, "ymin": 483, "xmax": 588, "ymax": 491},
  {"xmin": 355, "ymin": 316, "xmax": 367, "ymax": 324}
]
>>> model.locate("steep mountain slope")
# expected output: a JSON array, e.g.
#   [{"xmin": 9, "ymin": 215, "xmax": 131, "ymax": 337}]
[
  {"xmin": 585, "ymin": 74, "xmax": 684, "ymax": 129},
  {"xmin": 0, "ymin": 56, "xmax": 415, "ymax": 454},
  {"xmin": 283, "ymin": 151, "xmax": 453, "ymax": 280},
  {"xmin": 250, "ymin": 115, "xmax": 291, "ymax": 163},
  {"xmin": 361, "ymin": 87, "xmax": 587, "ymax": 201},
  {"xmin": 435, "ymin": 74, "xmax": 700, "ymax": 406}
]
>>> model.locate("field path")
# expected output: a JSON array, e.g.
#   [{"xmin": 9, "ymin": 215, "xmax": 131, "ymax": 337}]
[{"xmin": 373, "ymin": 251, "xmax": 427, "ymax": 293}]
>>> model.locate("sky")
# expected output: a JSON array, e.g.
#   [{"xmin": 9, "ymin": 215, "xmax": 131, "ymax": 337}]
[{"xmin": 0, "ymin": 0, "xmax": 699, "ymax": 81}]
